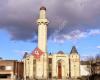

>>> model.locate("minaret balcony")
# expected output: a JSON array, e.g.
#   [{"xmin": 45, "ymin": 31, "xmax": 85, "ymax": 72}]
[{"xmin": 37, "ymin": 19, "xmax": 49, "ymax": 25}]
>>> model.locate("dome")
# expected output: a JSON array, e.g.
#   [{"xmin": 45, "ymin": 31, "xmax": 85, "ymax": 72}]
[
  {"xmin": 57, "ymin": 51, "xmax": 64, "ymax": 54},
  {"xmin": 40, "ymin": 6, "xmax": 46, "ymax": 10}
]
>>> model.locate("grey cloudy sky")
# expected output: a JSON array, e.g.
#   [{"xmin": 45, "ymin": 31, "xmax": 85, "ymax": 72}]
[{"xmin": 0, "ymin": 0, "xmax": 100, "ymax": 42}]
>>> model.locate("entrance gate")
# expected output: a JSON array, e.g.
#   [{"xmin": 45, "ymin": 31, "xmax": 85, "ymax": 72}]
[{"xmin": 58, "ymin": 62, "xmax": 62, "ymax": 79}]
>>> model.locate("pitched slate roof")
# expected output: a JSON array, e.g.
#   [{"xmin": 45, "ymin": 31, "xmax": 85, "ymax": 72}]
[{"xmin": 70, "ymin": 46, "xmax": 78, "ymax": 54}]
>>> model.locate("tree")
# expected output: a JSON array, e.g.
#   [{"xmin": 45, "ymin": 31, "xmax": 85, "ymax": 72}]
[{"xmin": 86, "ymin": 54, "xmax": 100, "ymax": 80}]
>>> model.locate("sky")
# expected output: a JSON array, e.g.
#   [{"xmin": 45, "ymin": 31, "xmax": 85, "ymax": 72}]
[{"xmin": 0, "ymin": 0, "xmax": 100, "ymax": 60}]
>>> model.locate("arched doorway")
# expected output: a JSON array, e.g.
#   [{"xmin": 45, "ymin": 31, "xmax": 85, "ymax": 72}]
[{"xmin": 58, "ymin": 61, "xmax": 62, "ymax": 79}]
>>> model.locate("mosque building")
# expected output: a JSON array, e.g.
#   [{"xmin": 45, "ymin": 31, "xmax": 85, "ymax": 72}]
[{"xmin": 23, "ymin": 6, "xmax": 80, "ymax": 80}]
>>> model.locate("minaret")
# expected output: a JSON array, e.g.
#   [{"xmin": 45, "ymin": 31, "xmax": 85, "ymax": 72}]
[
  {"xmin": 36, "ymin": 6, "xmax": 49, "ymax": 79},
  {"xmin": 37, "ymin": 6, "xmax": 49, "ymax": 53}
]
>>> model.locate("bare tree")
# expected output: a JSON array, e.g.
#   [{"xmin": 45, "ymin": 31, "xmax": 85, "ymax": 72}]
[{"xmin": 86, "ymin": 54, "xmax": 100, "ymax": 80}]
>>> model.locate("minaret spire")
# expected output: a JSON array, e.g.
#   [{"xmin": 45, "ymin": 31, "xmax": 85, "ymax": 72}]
[{"xmin": 40, "ymin": 6, "xmax": 46, "ymax": 19}]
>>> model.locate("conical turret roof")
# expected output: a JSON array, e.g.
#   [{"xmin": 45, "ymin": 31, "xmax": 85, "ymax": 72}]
[
  {"xmin": 70, "ymin": 46, "xmax": 78, "ymax": 54},
  {"xmin": 23, "ymin": 52, "xmax": 29, "ymax": 59}
]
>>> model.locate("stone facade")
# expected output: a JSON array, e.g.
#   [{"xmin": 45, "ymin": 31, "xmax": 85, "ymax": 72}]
[{"xmin": 24, "ymin": 47, "xmax": 80, "ymax": 80}]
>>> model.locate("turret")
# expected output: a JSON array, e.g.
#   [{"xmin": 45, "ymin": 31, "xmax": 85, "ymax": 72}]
[{"xmin": 69, "ymin": 46, "xmax": 80, "ymax": 78}]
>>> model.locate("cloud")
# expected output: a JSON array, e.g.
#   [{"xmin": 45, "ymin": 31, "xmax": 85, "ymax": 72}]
[
  {"xmin": 14, "ymin": 50, "xmax": 30, "ymax": 56},
  {"xmin": 88, "ymin": 29, "xmax": 100, "ymax": 35},
  {"xmin": 96, "ymin": 46, "xmax": 100, "ymax": 49},
  {"xmin": 0, "ymin": 0, "xmax": 100, "ymax": 42},
  {"xmin": 52, "ymin": 29, "xmax": 100, "ymax": 43}
]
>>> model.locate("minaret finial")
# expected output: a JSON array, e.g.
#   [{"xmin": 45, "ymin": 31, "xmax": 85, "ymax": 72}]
[{"xmin": 40, "ymin": 6, "xmax": 46, "ymax": 10}]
